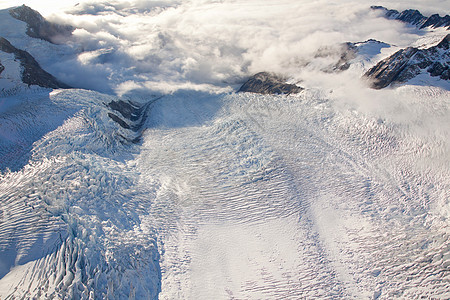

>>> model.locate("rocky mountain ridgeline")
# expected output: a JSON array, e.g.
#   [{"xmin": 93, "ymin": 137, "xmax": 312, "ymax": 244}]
[
  {"xmin": 238, "ymin": 72, "xmax": 303, "ymax": 95},
  {"xmin": 364, "ymin": 34, "xmax": 449, "ymax": 89},
  {"xmin": 9, "ymin": 5, "xmax": 74, "ymax": 44},
  {"xmin": 372, "ymin": 6, "xmax": 450, "ymax": 29}
]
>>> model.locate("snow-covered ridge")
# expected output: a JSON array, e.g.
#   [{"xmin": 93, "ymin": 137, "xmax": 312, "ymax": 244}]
[
  {"xmin": 9, "ymin": 5, "xmax": 74, "ymax": 44},
  {"xmin": 0, "ymin": 5, "xmax": 75, "ymax": 92},
  {"xmin": 0, "ymin": 36, "xmax": 69, "ymax": 89},
  {"xmin": 372, "ymin": 6, "xmax": 450, "ymax": 29},
  {"xmin": 364, "ymin": 34, "xmax": 449, "ymax": 89}
]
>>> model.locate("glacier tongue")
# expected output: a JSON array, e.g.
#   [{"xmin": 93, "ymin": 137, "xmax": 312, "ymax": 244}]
[
  {"xmin": 0, "ymin": 85, "xmax": 449, "ymax": 299},
  {"xmin": 140, "ymin": 89, "xmax": 450, "ymax": 298}
]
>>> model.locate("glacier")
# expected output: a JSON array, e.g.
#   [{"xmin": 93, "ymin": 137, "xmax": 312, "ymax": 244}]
[
  {"xmin": 0, "ymin": 1, "xmax": 450, "ymax": 299},
  {"xmin": 1, "ymin": 85, "xmax": 449, "ymax": 299}
]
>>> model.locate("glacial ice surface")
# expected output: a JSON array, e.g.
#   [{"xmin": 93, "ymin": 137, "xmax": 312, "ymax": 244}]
[{"xmin": 1, "ymin": 85, "xmax": 449, "ymax": 299}]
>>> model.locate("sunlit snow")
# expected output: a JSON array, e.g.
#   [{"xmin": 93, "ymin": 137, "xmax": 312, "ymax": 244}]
[{"xmin": 0, "ymin": 0, "xmax": 449, "ymax": 299}]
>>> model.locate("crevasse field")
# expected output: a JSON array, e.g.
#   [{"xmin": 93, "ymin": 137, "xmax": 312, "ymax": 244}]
[{"xmin": 0, "ymin": 0, "xmax": 449, "ymax": 299}]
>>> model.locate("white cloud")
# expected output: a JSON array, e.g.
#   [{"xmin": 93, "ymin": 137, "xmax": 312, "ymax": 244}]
[
  {"xmin": 0, "ymin": 0, "xmax": 79, "ymax": 15},
  {"xmin": 2, "ymin": 0, "xmax": 448, "ymax": 94}
]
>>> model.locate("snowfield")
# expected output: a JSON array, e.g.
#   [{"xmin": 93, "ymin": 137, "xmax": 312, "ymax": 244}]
[
  {"xmin": 1, "ymin": 0, "xmax": 450, "ymax": 299},
  {"xmin": 0, "ymin": 84, "xmax": 449, "ymax": 299}
]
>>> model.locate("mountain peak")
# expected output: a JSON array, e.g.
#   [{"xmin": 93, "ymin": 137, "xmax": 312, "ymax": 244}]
[
  {"xmin": 238, "ymin": 72, "xmax": 303, "ymax": 95},
  {"xmin": 9, "ymin": 5, "xmax": 74, "ymax": 44},
  {"xmin": 372, "ymin": 6, "xmax": 450, "ymax": 29},
  {"xmin": 364, "ymin": 34, "xmax": 449, "ymax": 89}
]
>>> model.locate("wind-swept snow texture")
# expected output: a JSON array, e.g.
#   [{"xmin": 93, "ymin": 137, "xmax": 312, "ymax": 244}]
[
  {"xmin": 143, "ymin": 88, "xmax": 450, "ymax": 299},
  {"xmin": 0, "ymin": 88, "xmax": 163, "ymax": 298},
  {"xmin": 1, "ymin": 84, "xmax": 449, "ymax": 299}
]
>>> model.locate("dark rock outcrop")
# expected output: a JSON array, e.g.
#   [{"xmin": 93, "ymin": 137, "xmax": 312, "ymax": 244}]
[
  {"xmin": 106, "ymin": 99, "xmax": 156, "ymax": 143},
  {"xmin": 0, "ymin": 61, "xmax": 4, "ymax": 75},
  {"xmin": 372, "ymin": 6, "xmax": 450, "ymax": 29},
  {"xmin": 316, "ymin": 40, "xmax": 391, "ymax": 73},
  {"xmin": 238, "ymin": 72, "xmax": 303, "ymax": 95},
  {"xmin": 312, "ymin": 43, "xmax": 357, "ymax": 72},
  {"xmin": 334, "ymin": 43, "xmax": 357, "ymax": 71},
  {"xmin": 9, "ymin": 5, "xmax": 74, "ymax": 44},
  {"xmin": 108, "ymin": 112, "xmax": 131, "ymax": 130},
  {"xmin": 364, "ymin": 34, "xmax": 449, "ymax": 89},
  {"xmin": 0, "ymin": 37, "xmax": 70, "ymax": 88},
  {"xmin": 108, "ymin": 100, "xmax": 144, "ymax": 123}
]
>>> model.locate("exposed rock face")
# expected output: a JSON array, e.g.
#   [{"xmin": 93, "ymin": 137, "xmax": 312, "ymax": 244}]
[
  {"xmin": 364, "ymin": 34, "xmax": 449, "ymax": 89},
  {"xmin": 316, "ymin": 40, "xmax": 392, "ymax": 73},
  {"xmin": 333, "ymin": 43, "xmax": 357, "ymax": 71},
  {"xmin": 108, "ymin": 100, "xmax": 143, "ymax": 123},
  {"xmin": 0, "ymin": 37, "xmax": 70, "ymax": 88},
  {"xmin": 372, "ymin": 6, "xmax": 450, "ymax": 29},
  {"xmin": 0, "ymin": 61, "xmax": 4, "ymax": 75},
  {"xmin": 106, "ymin": 99, "xmax": 154, "ymax": 143},
  {"xmin": 9, "ymin": 5, "xmax": 74, "ymax": 44},
  {"xmin": 238, "ymin": 72, "xmax": 303, "ymax": 95},
  {"xmin": 311, "ymin": 43, "xmax": 357, "ymax": 72}
]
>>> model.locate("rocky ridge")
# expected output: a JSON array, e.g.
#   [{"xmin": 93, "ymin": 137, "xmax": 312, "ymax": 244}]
[
  {"xmin": 332, "ymin": 39, "xmax": 391, "ymax": 72},
  {"xmin": 9, "ymin": 5, "xmax": 74, "ymax": 44},
  {"xmin": 364, "ymin": 34, "xmax": 449, "ymax": 89},
  {"xmin": 372, "ymin": 6, "xmax": 450, "ymax": 29},
  {"xmin": 106, "ymin": 98, "xmax": 158, "ymax": 144},
  {"xmin": 0, "ymin": 37, "xmax": 70, "ymax": 89},
  {"xmin": 238, "ymin": 72, "xmax": 303, "ymax": 95}
]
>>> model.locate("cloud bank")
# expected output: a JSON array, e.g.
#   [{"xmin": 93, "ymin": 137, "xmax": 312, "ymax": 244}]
[{"xmin": 2, "ymin": 0, "xmax": 448, "ymax": 95}]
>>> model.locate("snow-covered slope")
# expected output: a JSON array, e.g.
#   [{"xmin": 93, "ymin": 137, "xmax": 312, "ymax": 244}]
[
  {"xmin": 365, "ymin": 34, "xmax": 449, "ymax": 89},
  {"xmin": 0, "ymin": 6, "xmax": 82, "ymax": 91},
  {"xmin": 0, "ymin": 36, "xmax": 69, "ymax": 89}
]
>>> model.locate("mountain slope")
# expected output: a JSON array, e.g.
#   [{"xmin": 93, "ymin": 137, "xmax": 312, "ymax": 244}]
[
  {"xmin": 372, "ymin": 6, "xmax": 450, "ymax": 29},
  {"xmin": 0, "ymin": 37, "xmax": 70, "ymax": 89},
  {"xmin": 9, "ymin": 5, "xmax": 74, "ymax": 44},
  {"xmin": 238, "ymin": 72, "xmax": 303, "ymax": 95},
  {"xmin": 364, "ymin": 34, "xmax": 449, "ymax": 89}
]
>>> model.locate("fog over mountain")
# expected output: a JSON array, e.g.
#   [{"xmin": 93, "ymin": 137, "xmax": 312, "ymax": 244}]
[
  {"xmin": 0, "ymin": 1, "xmax": 449, "ymax": 299},
  {"xmin": 0, "ymin": 0, "xmax": 448, "ymax": 95}
]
